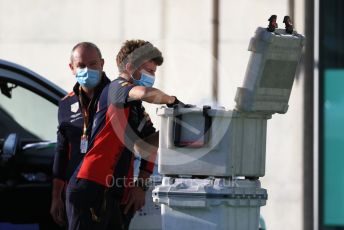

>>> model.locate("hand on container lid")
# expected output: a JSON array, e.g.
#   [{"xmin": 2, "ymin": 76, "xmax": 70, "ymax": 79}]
[{"xmin": 166, "ymin": 96, "xmax": 185, "ymax": 108}]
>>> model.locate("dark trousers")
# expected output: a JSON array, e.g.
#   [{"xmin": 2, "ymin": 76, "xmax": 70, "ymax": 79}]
[{"xmin": 66, "ymin": 175, "xmax": 133, "ymax": 230}]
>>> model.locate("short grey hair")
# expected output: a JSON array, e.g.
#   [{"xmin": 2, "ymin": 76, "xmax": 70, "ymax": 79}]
[{"xmin": 70, "ymin": 42, "xmax": 102, "ymax": 63}]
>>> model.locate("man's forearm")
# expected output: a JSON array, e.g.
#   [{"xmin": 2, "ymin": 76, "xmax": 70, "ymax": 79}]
[
  {"xmin": 129, "ymin": 86, "xmax": 175, "ymax": 104},
  {"xmin": 138, "ymin": 170, "xmax": 151, "ymax": 181},
  {"xmin": 52, "ymin": 178, "xmax": 65, "ymax": 199},
  {"xmin": 142, "ymin": 88, "xmax": 175, "ymax": 104}
]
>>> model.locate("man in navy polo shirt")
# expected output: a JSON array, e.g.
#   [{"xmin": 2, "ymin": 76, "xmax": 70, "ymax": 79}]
[{"xmin": 51, "ymin": 42, "xmax": 110, "ymax": 227}]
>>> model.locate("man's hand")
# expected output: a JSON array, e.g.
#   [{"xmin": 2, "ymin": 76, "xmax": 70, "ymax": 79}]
[
  {"xmin": 124, "ymin": 187, "xmax": 146, "ymax": 215},
  {"xmin": 50, "ymin": 196, "xmax": 66, "ymax": 226},
  {"xmin": 166, "ymin": 96, "xmax": 185, "ymax": 108},
  {"xmin": 128, "ymin": 86, "xmax": 182, "ymax": 106},
  {"xmin": 50, "ymin": 178, "xmax": 66, "ymax": 226}
]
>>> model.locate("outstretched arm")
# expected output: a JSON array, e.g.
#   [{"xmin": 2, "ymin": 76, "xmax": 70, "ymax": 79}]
[{"xmin": 128, "ymin": 86, "xmax": 176, "ymax": 104}]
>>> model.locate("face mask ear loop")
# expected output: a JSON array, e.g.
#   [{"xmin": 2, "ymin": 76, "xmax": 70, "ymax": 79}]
[
  {"xmin": 129, "ymin": 66, "xmax": 139, "ymax": 82},
  {"xmin": 130, "ymin": 74, "xmax": 136, "ymax": 84}
]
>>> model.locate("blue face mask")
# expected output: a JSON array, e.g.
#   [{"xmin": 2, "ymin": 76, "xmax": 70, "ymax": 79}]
[
  {"xmin": 131, "ymin": 72, "xmax": 155, "ymax": 87},
  {"xmin": 76, "ymin": 68, "xmax": 101, "ymax": 88}
]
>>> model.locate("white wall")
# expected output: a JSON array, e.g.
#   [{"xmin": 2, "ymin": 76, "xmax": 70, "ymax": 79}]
[
  {"xmin": 220, "ymin": 0, "xmax": 303, "ymax": 230},
  {"xmin": 0, "ymin": 0, "xmax": 123, "ymax": 90},
  {"xmin": 0, "ymin": 0, "xmax": 305, "ymax": 229},
  {"xmin": 218, "ymin": 1, "xmax": 304, "ymax": 229}
]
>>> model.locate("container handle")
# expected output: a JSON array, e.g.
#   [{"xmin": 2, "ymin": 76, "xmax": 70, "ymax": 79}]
[{"xmin": 173, "ymin": 105, "xmax": 212, "ymax": 148}]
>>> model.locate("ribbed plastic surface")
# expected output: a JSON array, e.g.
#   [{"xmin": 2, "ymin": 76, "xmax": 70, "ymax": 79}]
[{"xmin": 153, "ymin": 177, "xmax": 267, "ymax": 230}]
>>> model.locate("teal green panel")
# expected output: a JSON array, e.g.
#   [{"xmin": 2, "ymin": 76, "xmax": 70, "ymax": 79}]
[{"xmin": 324, "ymin": 69, "xmax": 344, "ymax": 225}]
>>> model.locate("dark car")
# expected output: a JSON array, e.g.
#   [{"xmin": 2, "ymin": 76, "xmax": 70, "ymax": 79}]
[{"xmin": 0, "ymin": 59, "xmax": 65, "ymax": 229}]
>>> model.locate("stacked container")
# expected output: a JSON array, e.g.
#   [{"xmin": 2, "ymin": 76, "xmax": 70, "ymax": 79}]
[
  {"xmin": 153, "ymin": 27, "xmax": 305, "ymax": 230},
  {"xmin": 157, "ymin": 106, "xmax": 270, "ymax": 177}
]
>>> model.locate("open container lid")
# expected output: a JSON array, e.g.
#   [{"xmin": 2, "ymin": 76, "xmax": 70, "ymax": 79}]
[{"xmin": 235, "ymin": 27, "xmax": 305, "ymax": 114}]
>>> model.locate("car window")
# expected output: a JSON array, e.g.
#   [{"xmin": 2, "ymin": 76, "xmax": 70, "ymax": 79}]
[{"xmin": 0, "ymin": 81, "xmax": 58, "ymax": 141}]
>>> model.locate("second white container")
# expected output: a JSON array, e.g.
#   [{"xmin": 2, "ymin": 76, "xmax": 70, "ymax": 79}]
[{"xmin": 153, "ymin": 177, "xmax": 267, "ymax": 230}]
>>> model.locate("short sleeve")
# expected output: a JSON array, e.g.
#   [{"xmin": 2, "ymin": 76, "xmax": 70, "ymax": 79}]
[{"xmin": 108, "ymin": 79, "xmax": 135, "ymax": 106}]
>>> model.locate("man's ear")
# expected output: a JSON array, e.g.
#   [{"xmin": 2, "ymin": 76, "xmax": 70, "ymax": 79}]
[
  {"xmin": 69, "ymin": 63, "xmax": 75, "ymax": 73},
  {"xmin": 125, "ymin": 62, "xmax": 133, "ymax": 73},
  {"xmin": 100, "ymin": 58, "xmax": 105, "ymax": 68}
]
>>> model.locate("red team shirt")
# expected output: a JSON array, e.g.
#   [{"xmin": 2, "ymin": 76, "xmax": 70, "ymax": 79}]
[{"xmin": 76, "ymin": 77, "xmax": 157, "ymax": 201}]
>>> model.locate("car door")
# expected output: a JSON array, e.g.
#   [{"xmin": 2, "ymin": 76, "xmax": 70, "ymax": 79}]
[{"xmin": 0, "ymin": 59, "xmax": 65, "ymax": 226}]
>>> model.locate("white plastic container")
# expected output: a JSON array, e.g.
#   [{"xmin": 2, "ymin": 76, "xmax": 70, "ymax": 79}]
[
  {"xmin": 153, "ymin": 177, "xmax": 267, "ymax": 230},
  {"xmin": 157, "ymin": 106, "xmax": 270, "ymax": 177},
  {"xmin": 235, "ymin": 27, "xmax": 305, "ymax": 114}
]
